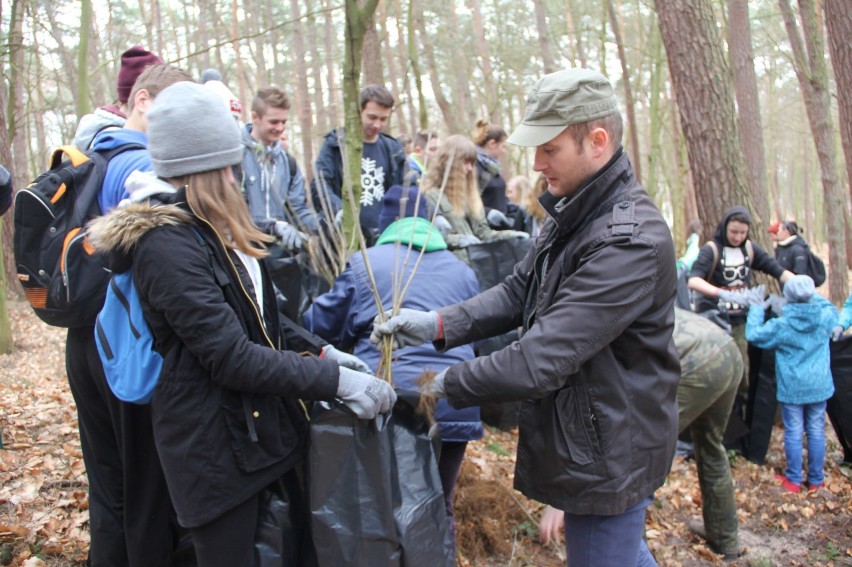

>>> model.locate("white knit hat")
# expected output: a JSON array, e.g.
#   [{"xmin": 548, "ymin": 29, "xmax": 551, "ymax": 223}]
[{"xmin": 147, "ymin": 81, "xmax": 243, "ymax": 178}]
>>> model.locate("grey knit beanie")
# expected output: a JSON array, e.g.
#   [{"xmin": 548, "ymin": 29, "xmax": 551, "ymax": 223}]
[
  {"xmin": 783, "ymin": 274, "xmax": 815, "ymax": 303},
  {"xmin": 147, "ymin": 81, "xmax": 243, "ymax": 178}
]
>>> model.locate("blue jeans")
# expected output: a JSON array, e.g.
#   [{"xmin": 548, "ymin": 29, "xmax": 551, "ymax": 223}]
[
  {"xmin": 780, "ymin": 401, "xmax": 827, "ymax": 486},
  {"xmin": 563, "ymin": 496, "xmax": 656, "ymax": 567}
]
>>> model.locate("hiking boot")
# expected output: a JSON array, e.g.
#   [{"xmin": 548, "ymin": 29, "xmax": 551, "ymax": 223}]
[
  {"xmin": 806, "ymin": 482, "xmax": 823, "ymax": 492},
  {"xmin": 775, "ymin": 473, "xmax": 800, "ymax": 493},
  {"xmin": 687, "ymin": 519, "xmax": 706, "ymax": 540}
]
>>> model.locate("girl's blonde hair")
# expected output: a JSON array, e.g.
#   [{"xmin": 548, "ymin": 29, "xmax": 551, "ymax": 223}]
[
  {"xmin": 524, "ymin": 175, "xmax": 548, "ymax": 223},
  {"xmin": 183, "ymin": 168, "xmax": 274, "ymax": 258},
  {"xmin": 421, "ymin": 135, "xmax": 483, "ymax": 218}
]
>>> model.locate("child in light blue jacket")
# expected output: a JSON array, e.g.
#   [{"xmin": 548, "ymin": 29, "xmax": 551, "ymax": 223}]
[{"xmin": 745, "ymin": 275, "xmax": 837, "ymax": 493}]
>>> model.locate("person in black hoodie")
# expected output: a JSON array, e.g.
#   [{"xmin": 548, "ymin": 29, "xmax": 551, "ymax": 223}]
[
  {"xmin": 688, "ymin": 206, "xmax": 792, "ymax": 397},
  {"xmin": 773, "ymin": 221, "xmax": 811, "ymax": 275},
  {"xmin": 88, "ymin": 81, "xmax": 395, "ymax": 566}
]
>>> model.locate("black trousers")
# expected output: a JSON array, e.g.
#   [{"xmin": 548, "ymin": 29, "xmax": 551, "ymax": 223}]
[{"xmin": 66, "ymin": 326, "xmax": 182, "ymax": 567}]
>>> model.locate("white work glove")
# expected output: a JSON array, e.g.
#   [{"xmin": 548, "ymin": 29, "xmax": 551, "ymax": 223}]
[
  {"xmin": 336, "ymin": 367, "xmax": 397, "ymax": 419},
  {"xmin": 832, "ymin": 325, "xmax": 845, "ymax": 342},
  {"xmin": 433, "ymin": 215, "xmax": 452, "ymax": 238},
  {"xmin": 333, "ymin": 209, "xmax": 343, "ymax": 226},
  {"xmin": 455, "ymin": 234, "xmax": 482, "ymax": 248},
  {"xmin": 321, "ymin": 345, "xmax": 371, "ymax": 373},
  {"xmin": 273, "ymin": 221, "xmax": 307, "ymax": 250},
  {"xmin": 370, "ymin": 308, "xmax": 439, "ymax": 350},
  {"xmin": 486, "ymin": 209, "xmax": 513, "ymax": 229},
  {"xmin": 421, "ymin": 368, "xmax": 447, "ymax": 399},
  {"xmin": 505, "ymin": 230, "xmax": 530, "ymax": 240}
]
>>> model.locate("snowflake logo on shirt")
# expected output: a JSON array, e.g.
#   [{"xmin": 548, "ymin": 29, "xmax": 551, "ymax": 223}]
[{"xmin": 361, "ymin": 156, "xmax": 386, "ymax": 207}]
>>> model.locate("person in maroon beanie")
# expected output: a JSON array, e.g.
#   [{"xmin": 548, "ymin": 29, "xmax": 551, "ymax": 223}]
[{"xmin": 73, "ymin": 45, "xmax": 163, "ymax": 150}]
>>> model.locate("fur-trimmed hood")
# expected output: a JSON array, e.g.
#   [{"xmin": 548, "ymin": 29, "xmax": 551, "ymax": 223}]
[{"xmin": 88, "ymin": 172, "xmax": 193, "ymax": 271}]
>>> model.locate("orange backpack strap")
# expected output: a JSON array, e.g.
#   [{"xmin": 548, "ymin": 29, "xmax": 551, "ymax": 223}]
[{"xmin": 50, "ymin": 145, "xmax": 89, "ymax": 169}]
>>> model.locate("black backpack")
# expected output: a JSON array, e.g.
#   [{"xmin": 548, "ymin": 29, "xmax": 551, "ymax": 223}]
[
  {"xmin": 801, "ymin": 245, "xmax": 827, "ymax": 287},
  {"xmin": 14, "ymin": 143, "xmax": 144, "ymax": 327}
]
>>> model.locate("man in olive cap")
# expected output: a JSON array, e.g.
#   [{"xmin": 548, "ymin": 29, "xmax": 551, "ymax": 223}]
[{"xmin": 371, "ymin": 68, "xmax": 679, "ymax": 566}]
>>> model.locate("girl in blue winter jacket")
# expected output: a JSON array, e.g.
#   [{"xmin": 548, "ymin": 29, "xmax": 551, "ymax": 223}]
[{"xmin": 745, "ymin": 275, "xmax": 838, "ymax": 493}]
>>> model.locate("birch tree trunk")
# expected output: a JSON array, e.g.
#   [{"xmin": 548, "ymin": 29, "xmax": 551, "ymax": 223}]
[
  {"xmin": 76, "ymin": 0, "xmax": 93, "ymax": 119},
  {"xmin": 779, "ymin": 0, "xmax": 848, "ymax": 302}
]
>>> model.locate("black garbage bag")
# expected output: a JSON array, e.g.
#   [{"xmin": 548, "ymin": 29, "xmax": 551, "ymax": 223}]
[
  {"xmin": 829, "ymin": 336, "xmax": 852, "ymax": 463},
  {"xmin": 254, "ymin": 469, "xmax": 317, "ymax": 566},
  {"xmin": 308, "ymin": 393, "xmax": 453, "ymax": 567}
]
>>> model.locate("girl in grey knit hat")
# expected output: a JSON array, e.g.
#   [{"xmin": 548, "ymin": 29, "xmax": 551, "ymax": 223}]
[{"xmin": 90, "ymin": 80, "xmax": 395, "ymax": 565}]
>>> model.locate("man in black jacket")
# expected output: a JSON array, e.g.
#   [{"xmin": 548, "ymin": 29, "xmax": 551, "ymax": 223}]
[
  {"xmin": 311, "ymin": 84, "xmax": 405, "ymax": 245},
  {"xmin": 371, "ymin": 69, "xmax": 679, "ymax": 566}
]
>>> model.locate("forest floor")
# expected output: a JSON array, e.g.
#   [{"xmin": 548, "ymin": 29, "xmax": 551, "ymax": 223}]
[{"xmin": 0, "ymin": 297, "xmax": 850, "ymax": 566}]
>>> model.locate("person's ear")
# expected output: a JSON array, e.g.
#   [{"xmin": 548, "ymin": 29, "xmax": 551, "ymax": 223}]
[
  {"xmin": 133, "ymin": 89, "xmax": 152, "ymax": 114},
  {"xmin": 588, "ymin": 127, "xmax": 610, "ymax": 158}
]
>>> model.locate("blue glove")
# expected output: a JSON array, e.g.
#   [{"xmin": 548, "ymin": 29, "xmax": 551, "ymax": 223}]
[
  {"xmin": 370, "ymin": 308, "xmax": 439, "ymax": 349},
  {"xmin": 322, "ymin": 345, "xmax": 371, "ymax": 373}
]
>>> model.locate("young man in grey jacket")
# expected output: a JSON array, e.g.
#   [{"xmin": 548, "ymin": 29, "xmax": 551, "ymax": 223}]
[{"xmin": 372, "ymin": 68, "xmax": 680, "ymax": 566}]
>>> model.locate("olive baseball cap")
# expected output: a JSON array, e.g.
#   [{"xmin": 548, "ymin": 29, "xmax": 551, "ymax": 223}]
[{"xmin": 507, "ymin": 69, "xmax": 618, "ymax": 147}]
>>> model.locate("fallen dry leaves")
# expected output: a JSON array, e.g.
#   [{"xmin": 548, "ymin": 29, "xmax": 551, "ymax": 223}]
[{"xmin": 1, "ymin": 298, "xmax": 851, "ymax": 566}]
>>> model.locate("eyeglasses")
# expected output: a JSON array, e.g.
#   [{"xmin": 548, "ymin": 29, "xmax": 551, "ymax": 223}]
[{"xmin": 723, "ymin": 265, "xmax": 749, "ymax": 281}]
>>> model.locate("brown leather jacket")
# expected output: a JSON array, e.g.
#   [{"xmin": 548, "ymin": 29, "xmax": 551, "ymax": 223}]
[{"xmin": 437, "ymin": 150, "xmax": 680, "ymax": 515}]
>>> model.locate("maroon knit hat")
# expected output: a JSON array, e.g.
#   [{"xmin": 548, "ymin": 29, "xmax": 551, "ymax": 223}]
[{"xmin": 117, "ymin": 45, "xmax": 164, "ymax": 104}]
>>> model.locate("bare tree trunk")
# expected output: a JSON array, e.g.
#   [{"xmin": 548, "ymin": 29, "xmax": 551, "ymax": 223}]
[
  {"xmin": 407, "ymin": 0, "xmax": 428, "ymax": 129},
  {"xmin": 606, "ymin": 0, "xmax": 641, "ymax": 184},
  {"xmin": 77, "ymin": 0, "xmax": 93, "ymax": 119},
  {"xmin": 361, "ymin": 16, "xmax": 383, "ymax": 86},
  {"xmin": 567, "ymin": 0, "xmax": 587, "ymax": 67},
  {"xmin": 824, "ymin": 0, "xmax": 852, "ymax": 269},
  {"xmin": 378, "ymin": 3, "xmax": 406, "ymax": 133},
  {"xmin": 533, "ymin": 0, "xmax": 557, "ymax": 73},
  {"xmin": 655, "ymin": 0, "xmax": 757, "ymax": 246},
  {"xmin": 342, "ymin": 0, "xmax": 380, "ymax": 249},
  {"xmin": 137, "ymin": 0, "xmax": 154, "ymax": 49},
  {"xmin": 727, "ymin": 0, "xmax": 771, "ymax": 230},
  {"xmin": 779, "ymin": 0, "xmax": 847, "ymax": 302},
  {"xmin": 289, "ymin": 0, "xmax": 314, "ymax": 182},
  {"xmin": 323, "ymin": 0, "xmax": 340, "ymax": 129},
  {"xmin": 470, "ymin": 0, "xmax": 500, "ymax": 123},
  {"xmin": 231, "ymin": 0, "xmax": 250, "ymax": 120},
  {"xmin": 446, "ymin": 2, "xmax": 473, "ymax": 127},
  {"xmin": 416, "ymin": 3, "xmax": 453, "ymax": 130}
]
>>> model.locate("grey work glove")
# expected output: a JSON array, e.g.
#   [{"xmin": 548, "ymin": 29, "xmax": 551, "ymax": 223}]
[
  {"xmin": 486, "ymin": 209, "xmax": 513, "ymax": 229},
  {"xmin": 336, "ymin": 367, "xmax": 397, "ymax": 419},
  {"xmin": 455, "ymin": 234, "xmax": 482, "ymax": 248},
  {"xmin": 716, "ymin": 288, "xmax": 745, "ymax": 306},
  {"xmin": 766, "ymin": 294, "xmax": 787, "ymax": 316},
  {"xmin": 433, "ymin": 215, "xmax": 452, "ymax": 238},
  {"xmin": 505, "ymin": 230, "xmax": 530, "ymax": 240},
  {"xmin": 273, "ymin": 221, "xmax": 307, "ymax": 250},
  {"xmin": 742, "ymin": 284, "xmax": 767, "ymax": 307},
  {"xmin": 421, "ymin": 368, "xmax": 447, "ymax": 399},
  {"xmin": 322, "ymin": 345, "xmax": 371, "ymax": 373},
  {"xmin": 832, "ymin": 325, "xmax": 845, "ymax": 342},
  {"xmin": 370, "ymin": 308, "xmax": 439, "ymax": 350}
]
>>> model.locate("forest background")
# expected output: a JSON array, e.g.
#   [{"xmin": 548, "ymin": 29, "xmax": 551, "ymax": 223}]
[{"xmin": 0, "ymin": 0, "xmax": 851, "ymax": 326}]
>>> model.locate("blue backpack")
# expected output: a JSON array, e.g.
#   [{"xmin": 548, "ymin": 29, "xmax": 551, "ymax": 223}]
[{"xmin": 94, "ymin": 227, "xmax": 216, "ymax": 404}]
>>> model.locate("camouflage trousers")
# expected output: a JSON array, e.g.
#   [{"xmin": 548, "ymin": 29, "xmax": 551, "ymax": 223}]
[{"xmin": 677, "ymin": 339, "xmax": 743, "ymax": 556}]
